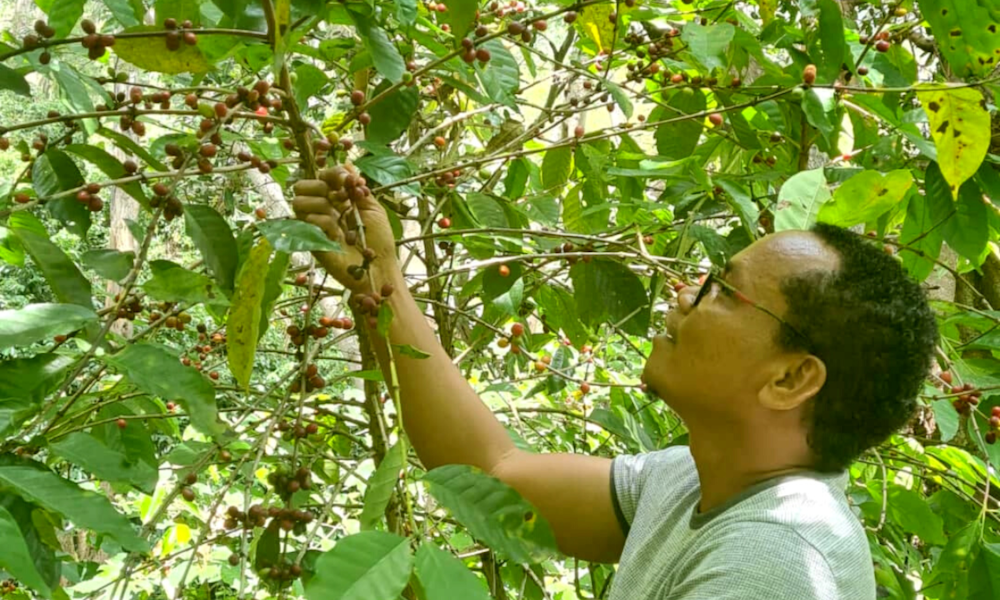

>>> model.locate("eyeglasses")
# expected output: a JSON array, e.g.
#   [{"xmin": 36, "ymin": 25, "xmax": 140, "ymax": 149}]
[{"xmin": 691, "ymin": 266, "xmax": 814, "ymax": 349}]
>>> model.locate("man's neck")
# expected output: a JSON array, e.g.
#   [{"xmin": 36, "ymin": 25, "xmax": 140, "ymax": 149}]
[{"xmin": 686, "ymin": 417, "xmax": 815, "ymax": 513}]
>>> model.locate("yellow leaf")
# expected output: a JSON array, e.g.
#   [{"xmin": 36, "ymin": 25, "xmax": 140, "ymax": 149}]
[
  {"xmin": 574, "ymin": 4, "xmax": 634, "ymax": 53},
  {"xmin": 760, "ymin": 0, "xmax": 777, "ymax": 24},
  {"xmin": 918, "ymin": 85, "xmax": 990, "ymax": 199},
  {"xmin": 226, "ymin": 238, "xmax": 273, "ymax": 390},
  {"xmin": 174, "ymin": 523, "xmax": 191, "ymax": 544}
]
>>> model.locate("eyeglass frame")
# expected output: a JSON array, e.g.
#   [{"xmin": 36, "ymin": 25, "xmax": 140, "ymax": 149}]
[{"xmin": 689, "ymin": 265, "xmax": 815, "ymax": 350}]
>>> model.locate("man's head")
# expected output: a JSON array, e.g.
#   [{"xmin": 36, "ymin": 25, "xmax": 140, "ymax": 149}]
[{"xmin": 642, "ymin": 223, "xmax": 938, "ymax": 472}]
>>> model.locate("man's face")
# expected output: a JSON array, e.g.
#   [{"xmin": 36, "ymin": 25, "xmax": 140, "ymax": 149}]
[{"xmin": 641, "ymin": 231, "xmax": 840, "ymax": 422}]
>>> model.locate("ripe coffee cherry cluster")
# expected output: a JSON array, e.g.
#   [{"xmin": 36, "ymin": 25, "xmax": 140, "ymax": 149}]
[
  {"xmin": 79, "ymin": 19, "xmax": 116, "ymax": 60},
  {"xmin": 1, "ymin": 579, "xmax": 19, "ymax": 594},
  {"xmin": 75, "ymin": 182, "xmax": 106, "ymax": 212},
  {"xmin": 163, "ymin": 18, "xmax": 198, "ymax": 51},
  {"xmin": 986, "ymin": 406, "xmax": 1000, "ymax": 445},
  {"xmin": 112, "ymin": 293, "xmax": 144, "ymax": 320},
  {"xmin": 350, "ymin": 283, "xmax": 395, "ymax": 328},
  {"xmin": 267, "ymin": 465, "xmax": 314, "ymax": 500},
  {"xmin": 324, "ymin": 162, "xmax": 373, "ymax": 207},
  {"xmin": 949, "ymin": 380, "xmax": 981, "ymax": 416},
  {"xmin": 22, "ymin": 20, "xmax": 55, "ymax": 60},
  {"xmin": 149, "ymin": 182, "xmax": 185, "ymax": 221},
  {"xmin": 289, "ymin": 363, "xmax": 327, "ymax": 393},
  {"xmin": 257, "ymin": 558, "xmax": 305, "ymax": 582},
  {"xmin": 159, "ymin": 307, "xmax": 192, "ymax": 331},
  {"xmin": 434, "ymin": 168, "xmax": 463, "ymax": 188},
  {"xmin": 180, "ymin": 472, "xmax": 198, "ymax": 501}
]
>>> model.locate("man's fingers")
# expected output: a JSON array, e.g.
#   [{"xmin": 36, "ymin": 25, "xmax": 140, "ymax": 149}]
[
  {"xmin": 302, "ymin": 214, "xmax": 342, "ymax": 241},
  {"xmin": 292, "ymin": 196, "xmax": 335, "ymax": 217},
  {"xmin": 292, "ymin": 179, "xmax": 328, "ymax": 198}
]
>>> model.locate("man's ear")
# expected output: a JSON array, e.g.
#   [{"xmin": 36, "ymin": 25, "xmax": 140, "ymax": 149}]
[{"xmin": 758, "ymin": 354, "xmax": 826, "ymax": 411}]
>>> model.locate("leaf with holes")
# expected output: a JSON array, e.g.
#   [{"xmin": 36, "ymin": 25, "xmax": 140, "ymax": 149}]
[
  {"xmin": 917, "ymin": 0, "xmax": 1000, "ymax": 78},
  {"xmin": 817, "ymin": 170, "xmax": 913, "ymax": 227},
  {"xmin": 918, "ymin": 85, "xmax": 989, "ymax": 199}
]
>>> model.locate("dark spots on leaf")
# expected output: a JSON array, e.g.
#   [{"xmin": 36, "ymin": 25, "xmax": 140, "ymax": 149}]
[
  {"xmin": 878, "ymin": 188, "xmax": 887, "ymax": 196},
  {"xmin": 942, "ymin": 9, "xmax": 948, "ymax": 16},
  {"xmin": 950, "ymin": 29, "xmax": 962, "ymax": 37},
  {"xmin": 928, "ymin": 101, "xmax": 940, "ymax": 112},
  {"xmin": 937, "ymin": 120, "xmax": 950, "ymax": 135},
  {"xmin": 524, "ymin": 511, "xmax": 534, "ymax": 522},
  {"xmin": 979, "ymin": 57, "xmax": 986, "ymax": 65},
  {"xmin": 953, "ymin": 128, "xmax": 962, "ymax": 138},
  {"xmin": 990, "ymin": 24, "xmax": 997, "ymax": 34}
]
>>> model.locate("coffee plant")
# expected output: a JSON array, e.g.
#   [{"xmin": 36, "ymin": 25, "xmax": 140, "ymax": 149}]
[{"xmin": 0, "ymin": 0, "xmax": 999, "ymax": 598}]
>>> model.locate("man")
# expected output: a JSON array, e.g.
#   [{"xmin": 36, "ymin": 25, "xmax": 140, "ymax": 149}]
[{"xmin": 292, "ymin": 169, "xmax": 938, "ymax": 599}]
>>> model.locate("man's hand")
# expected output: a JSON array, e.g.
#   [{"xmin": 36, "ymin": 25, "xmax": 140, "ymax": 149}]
[{"xmin": 291, "ymin": 165, "xmax": 399, "ymax": 293}]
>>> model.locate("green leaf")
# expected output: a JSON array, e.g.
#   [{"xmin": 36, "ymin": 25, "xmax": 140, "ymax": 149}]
[
  {"xmin": 105, "ymin": 0, "xmax": 142, "ymax": 27},
  {"xmin": 98, "ymin": 128, "xmax": 167, "ymax": 171},
  {"xmin": 0, "ymin": 304, "xmax": 97, "ymax": 350},
  {"xmin": 185, "ymin": 204, "xmax": 238, "ymax": 294},
  {"xmin": 817, "ymin": 170, "xmax": 913, "ymax": 227},
  {"xmin": 0, "ymin": 354, "xmax": 73, "ymax": 406},
  {"xmin": 114, "ymin": 26, "xmax": 212, "ymax": 74},
  {"xmin": 442, "ymin": 0, "xmax": 478, "ymax": 42},
  {"xmin": 654, "ymin": 90, "xmax": 707, "ymax": 160},
  {"xmin": 63, "ymin": 144, "xmax": 148, "ymax": 207},
  {"xmin": 774, "ymin": 168, "xmax": 831, "ymax": 231},
  {"xmin": 356, "ymin": 155, "xmax": 417, "ymax": 194},
  {"xmin": 918, "ymin": 85, "xmax": 990, "ymax": 198},
  {"xmin": 541, "ymin": 146, "xmax": 573, "ymax": 192},
  {"xmin": 154, "ymin": 0, "xmax": 203, "ymax": 26},
  {"xmin": 932, "ymin": 399, "xmax": 960, "ymax": 443},
  {"xmin": 801, "ymin": 88, "xmax": 836, "ymax": 141},
  {"xmin": 33, "ymin": 150, "xmax": 89, "ymax": 237},
  {"xmin": 227, "ymin": 238, "xmax": 272, "ymax": 390},
  {"xmin": 900, "ymin": 190, "xmax": 943, "ymax": 281},
  {"xmin": 396, "ymin": 0, "xmax": 417, "ymax": 27},
  {"xmin": 258, "ymin": 250, "xmax": 290, "ymax": 339},
  {"xmin": 926, "ymin": 162, "xmax": 988, "ymax": 263},
  {"xmin": 815, "ymin": 0, "xmax": 845, "ymax": 83},
  {"xmin": 969, "ymin": 543, "xmax": 1000, "ymax": 600},
  {"xmin": 393, "ymin": 344, "xmax": 431, "ymax": 359},
  {"xmin": 103, "ymin": 342, "xmax": 223, "ymax": 437},
  {"xmin": 365, "ymin": 82, "xmax": 419, "ymax": 146},
  {"xmin": 305, "ymin": 531, "xmax": 413, "ymax": 600},
  {"xmin": 48, "ymin": 432, "xmax": 157, "ymax": 494},
  {"xmin": 680, "ymin": 23, "xmax": 735, "ymax": 70},
  {"xmin": 0, "ymin": 506, "xmax": 52, "ymax": 598},
  {"xmin": 925, "ymin": 520, "xmax": 982, "ymax": 599},
  {"xmin": 414, "ymin": 543, "xmax": 490, "ymax": 600},
  {"xmin": 475, "ymin": 39, "xmax": 519, "ymax": 107},
  {"xmin": 46, "ymin": 0, "xmax": 84, "ymax": 37},
  {"xmin": 292, "ymin": 63, "xmax": 329, "ymax": 108},
  {"xmin": 0, "ymin": 64, "xmax": 30, "ymax": 97},
  {"xmin": 534, "ymin": 285, "xmax": 588, "ymax": 348},
  {"xmin": 257, "ymin": 220, "xmax": 340, "ymax": 253},
  {"xmin": 360, "ymin": 442, "xmax": 405, "ymax": 530},
  {"xmin": 423, "ymin": 465, "xmax": 558, "ymax": 563},
  {"xmin": 142, "ymin": 260, "xmax": 221, "ymax": 306},
  {"xmin": 0, "ymin": 455, "xmax": 148, "ymax": 553},
  {"xmin": 570, "ymin": 259, "xmax": 649, "ymax": 336},
  {"xmin": 917, "ymin": 0, "xmax": 1000, "ymax": 78},
  {"xmin": 350, "ymin": 13, "xmax": 405, "ymax": 83},
  {"xmin": 604, "ymin": 81, "xmax": 633, "ymax": 118},
  {"xmin": 882, "ymin": 484, "xmax": 947, "ymax": 545},
  {"xmin": 8, "ymin": 212, "xmax": 92, "ymax": 308},
  {"xmin": 50, "ymin": 65, "xmax": 96, "ymax": 118},
  {"xmin": 81, "ymin": 249, "xmax": 135, "ymax": 281}
]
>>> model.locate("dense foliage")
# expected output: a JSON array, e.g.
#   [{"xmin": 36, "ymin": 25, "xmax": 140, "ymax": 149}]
[{"xmin": 0, "ymin": 0, "xmax": 999, "ymax": 598}]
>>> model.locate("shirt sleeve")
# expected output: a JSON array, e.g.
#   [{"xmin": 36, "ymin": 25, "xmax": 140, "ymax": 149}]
[
  {"xmin": 610, "ymin": 446, "xmax": 690, "ymax": 534},
  {"xmin": 666, "ymin": 523, "xmax": 846, "ymax": 600}
]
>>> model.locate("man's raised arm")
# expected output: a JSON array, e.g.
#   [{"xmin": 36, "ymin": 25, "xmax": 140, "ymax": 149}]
[{"xmin": 292, "ymin": 170, "xmax": 626, "ymax": 563}]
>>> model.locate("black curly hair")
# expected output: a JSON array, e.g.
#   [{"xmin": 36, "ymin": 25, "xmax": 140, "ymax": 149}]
[{"xmin": 778, "ymin": 223, "xmax": 939, "ymax": 472}]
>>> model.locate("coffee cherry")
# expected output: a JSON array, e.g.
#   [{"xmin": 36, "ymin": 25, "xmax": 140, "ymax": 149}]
[
  {"xmin": 498, "ymin": 264, "xmax": 510, "ymax": 277},
  {"xmin": 214, "ymin": 103, "xmax": 228, "ymax": 119},
  {"xmin": 82, "ymin": 19, "xmax": 97, "ymax": 34},
  {"xmin": 124, "ymin": 159, "xmax": 138, "ymax": 173},
  {"xmin": 437, "ymin": 217, "xmax": 451, "ymax": 228},
  {"xmin": 228, "ymin": 554, "xmax": 240, "ymax": 566},
  {"xmin": 164, "ymin": 18, "xmax": 178, "ymax": 30},
  {"xmin": 180, "ymin": 486, "xmax": 195, "ymax": 501},
  {"xmin": 433, "ymin": 136, "xmax": 447, "ymax": 148},
  {"xmin": 350, "ymin": 90, "xmax": 365, "ymax": 106},
  {"xmin": 39, "ymin": 51, "xmax": 51, "ymax": 65},
  {"xmin": 580, "ymin": 382, "xmax": 591, "ymax": 394},
  {"xmin": 381, "ymin": 283, "xmax": 395, "ymax": 297},
  {"xmin": 497, "ymin": 337, "xmax": 509, "ymax": 348},
  {"xmin": 358, "ymin": 112, "xmax": 371, "ymax": 125},
  {"xmin": 988, "ymin": 432, "xmax": 997, "ymax": 445},
  {"xmin": 564, "ymin": 11, "xmax": 577, "ymax": 23},
  {"xmin": 875, "ymin": 40, "xmax": 890, "ymax": 52},
  {"xmin": 857, "ymin": 66, "xmax": 869, "ymax": 76},
  {"xmin": 574, "ymin": 125, "xmax": 585, "ymax": 138},
  {"xmin": 476, "ymin": 48, "xmax": 491, "ymax": 62},
  {"xmin": 708, "ymin": 113, "xmax": 723, "ymax": 126},
  {"xmin": 116, "ymin": 418, "xmax": 128, "ymax": 429},
  {"xmin": 511, "ymin": 323, "xmax": 524, "ymax": 337},
  {"xmin": 939, "ymin": 371, "xmax": 953, "ymax": 385},
  {"xmin": 533, "ymin": 20, "xmax": 547, "ymax": 31},
  {"xmin": 153, "ymin": 182, "xmax": 169, "ymax": 197},
  {"xmin": 535, "ymin": 361, "xmax": 547, "ymax": 372},
  {"xmin": 200, "ymin": 144, "xmax": 217, "ymax": 157},
  {"xmin": 305, "ymin": 422, "xmax": 319, "ymax": 435},
  {"xmin": 803, "ymin": 64, "xmax": 817, "ymax": 85}
]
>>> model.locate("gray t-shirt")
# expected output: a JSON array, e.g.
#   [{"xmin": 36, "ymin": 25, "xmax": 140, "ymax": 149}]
[{"xmin": 609, "ymin": 446, "xmax": 876, "ymax": 599}]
